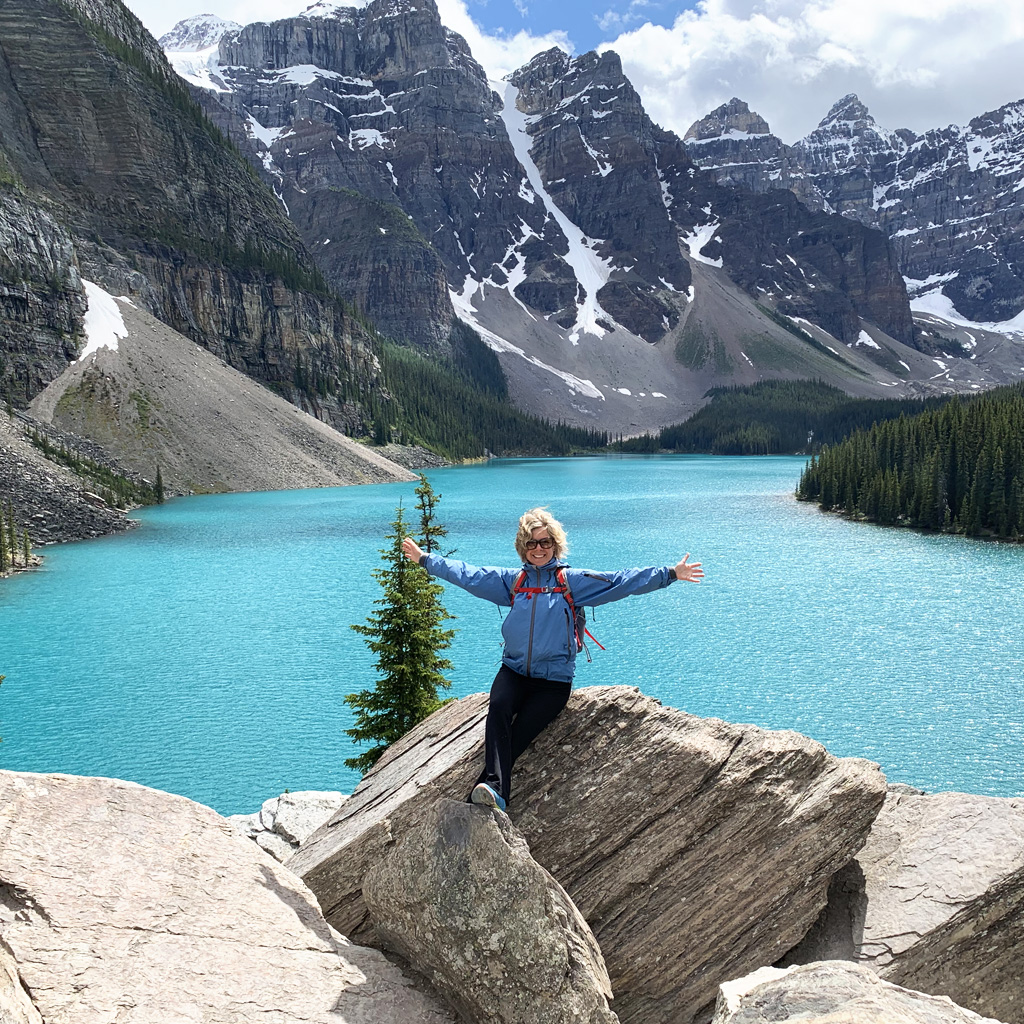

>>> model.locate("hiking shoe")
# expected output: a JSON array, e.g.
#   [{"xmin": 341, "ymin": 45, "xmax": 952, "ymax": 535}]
[{"xmin": 471, "ymin": 783, "xmax": 506, "ymax": 812}]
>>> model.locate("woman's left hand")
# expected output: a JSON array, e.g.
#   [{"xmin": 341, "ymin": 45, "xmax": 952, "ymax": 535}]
[
  {"xmin": 402, "ymin": 537, "xmax": 424, "ymax": 563},
  {"xmin": 674, "ymin": 554, "xmax": 704, "ymax": 582}
]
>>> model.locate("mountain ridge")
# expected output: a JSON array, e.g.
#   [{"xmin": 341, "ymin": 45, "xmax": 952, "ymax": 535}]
[{"xmin": 686, "ymin": 93, "xmax": 1024, "ymax": 331}]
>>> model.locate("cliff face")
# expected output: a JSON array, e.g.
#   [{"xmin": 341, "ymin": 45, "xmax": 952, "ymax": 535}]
[
  {"xmin": 505, "ymin": 50, "xmax": 913, "ymax": 349},
  {"xmin": 0, "ymin": 0, "xmax": 380, "ymax": 429},
  {"xmin": 184, "ymin": 0, "xmax": 553, "ymax": 352},
  {"xmin": 0, "ymin": 191, "xmax": 84, "ymax": 402},
  {"xmin": 686, "ymin": 94, "xmax": 1024, "ymax": 326}
]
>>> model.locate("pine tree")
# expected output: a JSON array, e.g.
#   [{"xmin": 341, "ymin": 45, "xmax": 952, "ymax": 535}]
[
  {"xmin": 6, "ymin": 501, "xmax": 15, "ymax": 562},
  {"xmin": 21, "ymin": 529, "xmax": 30, "ymax": 567},
  {"xmin": 344, "ymin": 500, "xmax": 455, "ymax": 773},
  {"xmin": 155, "ymin": 466, "xmax": 165, "ymax": 504},
  {"xmin": 414, "ymin": 474, "xmax": 448, "ymax": 555}
]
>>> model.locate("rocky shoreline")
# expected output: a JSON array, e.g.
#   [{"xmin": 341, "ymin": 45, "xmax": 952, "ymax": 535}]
[
  {"xmin": 0, "ymin": 410, "xmax": 139, "ymax": 549},
  {"xmin": 0, "ymin": 405, "xmax": 455, "ymax": 565}
]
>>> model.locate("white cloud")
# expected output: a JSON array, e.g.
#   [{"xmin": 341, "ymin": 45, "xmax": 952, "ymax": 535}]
[
  {"xmin": 435, "ymin": 0, "xmax": 571, "ymax": 80},
  {"xmin": 601, "ymin": 0, "xmax": 1024, "ymax": 142}
]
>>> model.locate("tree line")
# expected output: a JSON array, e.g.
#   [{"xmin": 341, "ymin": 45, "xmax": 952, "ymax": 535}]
[
  {"xmin": 28, "ymin": 430, "xmax": 163, "ymax": 508},
  {"xmin": 797, "ymin": 382, "xmax": 1024, "ymax": 539},
  {"xmin": 374, "ymin": 339, "xmax": 609, "ymax": 460},
  {"xmin": 609, "ymin": 380, "xmax": 951, "ymax": 455},
  {"xmin": 0, "ymin": 500, "xmax": 32, "ymax": 573}
]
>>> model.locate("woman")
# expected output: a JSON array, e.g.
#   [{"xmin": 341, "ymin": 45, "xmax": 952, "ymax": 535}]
[{"xmin": 402, "ymin": 507, "xmax": 703, "ymax": 811}]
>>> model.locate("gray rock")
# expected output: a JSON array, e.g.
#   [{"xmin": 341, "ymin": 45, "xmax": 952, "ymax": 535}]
[
  {"xmin": 712, "ymin": 961, "xmax": 1006, "ymax": 1024},
  {"xmin": 256, "ymin": 829, "xmax": 298, "ymax": 861},
  {"xmin": 0, "ymin": 770, "xmax": 455, "ymax": 1024},
  {"xmin": 276, "ymin": 790, "xmax": 350, "ymax": 845},
  {"xmin": 363, "ymin": 798, "xmax": 618, "ymax": 1024},
  {"xmin": 230, "ymin": 790, "xmax": 350, "ymax": 863},
  {"xmin": 291, "ymin": 685, "xmax": 887, "ymax": 1024},
  {"xmin": 784, "ymin": 790, "xmax": 1024, "ymax": 1023}
]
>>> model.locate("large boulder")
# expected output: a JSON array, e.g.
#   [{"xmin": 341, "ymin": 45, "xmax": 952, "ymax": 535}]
[
  {"xmin": 291, "ymin": 685, "xmax": 888, "ymax": 1024},
  {"xmin": 363, "ymin": 797, "xmax": 618, "ymax": 1024},
  {"xmin": 0, "ymin": 771, "xmax": 455, "ymax": 1024},
  {"xmin": 784, "ymin": 789, "xmax": 1024, "ymax": 1023},
  {"xmin": 711, "ymin": 961, "xmax": 1007, "ymax": 1024}
]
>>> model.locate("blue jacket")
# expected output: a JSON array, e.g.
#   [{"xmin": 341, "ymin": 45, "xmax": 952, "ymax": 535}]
[{"xmin": 421, "ymin": 554, "xmax": 676, "ymax": 682}]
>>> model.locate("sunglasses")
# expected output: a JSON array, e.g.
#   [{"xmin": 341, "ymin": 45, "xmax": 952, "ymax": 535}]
[{"xmin": 525, "ymin": 538, "xmax": 554, "ymax": 550}]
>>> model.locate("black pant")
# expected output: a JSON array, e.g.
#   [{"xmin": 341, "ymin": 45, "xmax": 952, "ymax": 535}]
[{"xmin": 475, "ymin": 664, "xmax": 572, "ymax": 804}]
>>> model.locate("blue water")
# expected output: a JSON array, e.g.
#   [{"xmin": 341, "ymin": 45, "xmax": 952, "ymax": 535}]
[{"xmin": 1, "ymin": 455, "xmax": 1022, "ymax": 813}]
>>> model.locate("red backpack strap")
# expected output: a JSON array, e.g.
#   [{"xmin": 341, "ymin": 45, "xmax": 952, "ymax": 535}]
[
  {"xmin": 510, "ymin": 569, "xmax": 529, "ymax": 606},
  {"xmin": 555, "ymin": 567, "xmax": 575, "ymax": 616}
]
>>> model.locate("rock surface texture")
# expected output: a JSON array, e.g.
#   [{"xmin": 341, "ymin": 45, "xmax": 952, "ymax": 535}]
[
  {"xmin": 0, "ymin": 0, "xmax": 382, "ymax": 430},
  {"xmin": 363, "ymin": 798, "xmax": 619, "ymax": 1024},
  {"xmin": 785, "ymin": 789, "xmax": 1024, "ymax": 1024},
  {"xmin": 0, "ymin": 771, "xmax": 455, "ymax": 1024},
  {"xmin": 0, "ymin": 410, "xmax": 135, "ymax": 545},
  {"xmin": 712, "ymin": 961, "xmax": 1007, "ymax": 1024},
  {"xmin": 290, "ymin": 686, "xmax": 888, "ymax": 1024}
]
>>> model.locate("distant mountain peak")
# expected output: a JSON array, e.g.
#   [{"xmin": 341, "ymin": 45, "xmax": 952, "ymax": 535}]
[
  {"xmin": 158, "ymin": 14, "xmax": 241, "ymax": 51},
  {"xmin": 818, "ymin": 93, "xmax": 873, "ymax": 128},
  {"xmin": 684, "ymin": 97, "xmax": 771, "ymax": 141}
]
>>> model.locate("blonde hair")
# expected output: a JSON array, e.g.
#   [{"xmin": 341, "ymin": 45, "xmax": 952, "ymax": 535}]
[{"xmin": 514, "ymin": 507, "xmax": 568, "ymax": 562}]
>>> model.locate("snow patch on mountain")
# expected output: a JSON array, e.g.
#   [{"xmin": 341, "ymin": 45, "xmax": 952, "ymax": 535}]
[
  {"xmin": 449, "ymin": 285, "xmax": 605, "ymax": 399},
  {"xmin": 682, "ymin": 221, "xmax": 723, "ymax": 268},
  {"xmin": 158, "ymin": 14, "xmax": 240, "ymax": 51},
  {"xmin": 165, "ymin": 44, "xmax": 231, "ymax": 92},
  {"xmin": 497, "ymin": 81, "xmax": 614, "ymax": 344},
  {"xmin": 78, "ymin": 282, "xmax": 129, "ymax": 361},
  {"xmin": 911, "ymin": 289, "xmax": 1024, "ymax": 336}
]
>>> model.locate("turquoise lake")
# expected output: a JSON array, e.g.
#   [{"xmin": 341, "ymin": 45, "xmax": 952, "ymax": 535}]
[{"xmin": 1, "ymin": 455, "xmax": 1022, "ymax": 814}]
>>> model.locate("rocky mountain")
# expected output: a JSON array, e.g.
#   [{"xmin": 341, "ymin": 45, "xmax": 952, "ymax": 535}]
[
  {"xmin": 686, "ymin": 95, "xmax": 1024, "ymax": 330},
  {"xmin": 163, "ymin": 4, "xmax": 959, "ymax": 435},
  {"xmin": 0, "ymin": 0, "xmax": 382, "ymax": 435}
]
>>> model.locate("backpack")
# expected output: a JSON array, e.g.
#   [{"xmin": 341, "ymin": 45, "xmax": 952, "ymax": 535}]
[{"xmin": 511, "ymin": 567, "xmax": 605, "ymax": 660}]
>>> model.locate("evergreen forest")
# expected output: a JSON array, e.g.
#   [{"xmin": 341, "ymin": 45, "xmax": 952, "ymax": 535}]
[
  {"xmin": 797, "ymin": 382, "xmax": 1024, "ymax": 539},
  {"xmin": 372, "ymin": 333, "xmax": 609, "ymax": 460},
  {"xmin": 612, "ymin": 380, "xmax": 951, "ymax": 455}
]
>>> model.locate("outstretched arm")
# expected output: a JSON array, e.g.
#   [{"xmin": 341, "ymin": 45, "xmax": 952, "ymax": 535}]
[
  {"xmin": 401, "ymin": 536, "xmax": 516, "ymax": 605},
  {"xmin": 568, "ymin": 553, "xmax": 704, "ymax": 607}
]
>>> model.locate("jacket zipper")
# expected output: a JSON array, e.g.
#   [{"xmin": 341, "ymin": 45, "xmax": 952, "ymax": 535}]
[
  {"xmin": 564, "ymin": 607, "xmax": 574, "ymax": 654},
  {"xmin": 525, "ymin": 565, "xmax": 540, "ymax": 676}
]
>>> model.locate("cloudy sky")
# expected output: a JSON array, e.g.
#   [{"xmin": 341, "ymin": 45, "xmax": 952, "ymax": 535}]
[{"xmin": 126, "ymin": 0, "xmax": 1024, "ymax": 142}]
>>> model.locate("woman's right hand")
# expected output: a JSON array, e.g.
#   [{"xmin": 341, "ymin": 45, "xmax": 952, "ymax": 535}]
[{"xmin": 402, "ymin": 537, "xmax": 424, "ymax": 563}]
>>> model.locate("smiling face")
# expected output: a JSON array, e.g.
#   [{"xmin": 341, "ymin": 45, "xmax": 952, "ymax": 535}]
[{"xmin": 525, "ymin": 527, "xmax": 555, "ymax": 566}]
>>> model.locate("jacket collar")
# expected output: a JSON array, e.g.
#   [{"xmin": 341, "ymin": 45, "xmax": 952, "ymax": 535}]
[{"xmin": 520, "ymin": 557, "xmax": 568, "ymax": 571}]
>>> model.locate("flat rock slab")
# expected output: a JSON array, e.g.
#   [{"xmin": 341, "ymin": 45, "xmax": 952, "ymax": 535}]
[
  {"xmin": 291, "ymin": 685, "xmax": 887, "ymax": 1024},
  {"xmin": 364, "ymin": 798, "xmax": 618, "ymax": 1024},
  {"xmin": 785, "ymin": 789, "xmax": 1024, "ymax": 1023},
  {"xmin": 712, "ymin": 961, "xmax": 1007, "ymax": 1024},
  {"xmin": 0, "ymin": 771, "xmax": 455, "ymax": 1024}
]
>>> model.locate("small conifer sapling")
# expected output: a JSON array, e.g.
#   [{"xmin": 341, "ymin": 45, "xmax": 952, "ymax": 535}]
[{"xmin": 345, "ymin": 495, "xmax": 455, "ymax": 773}]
